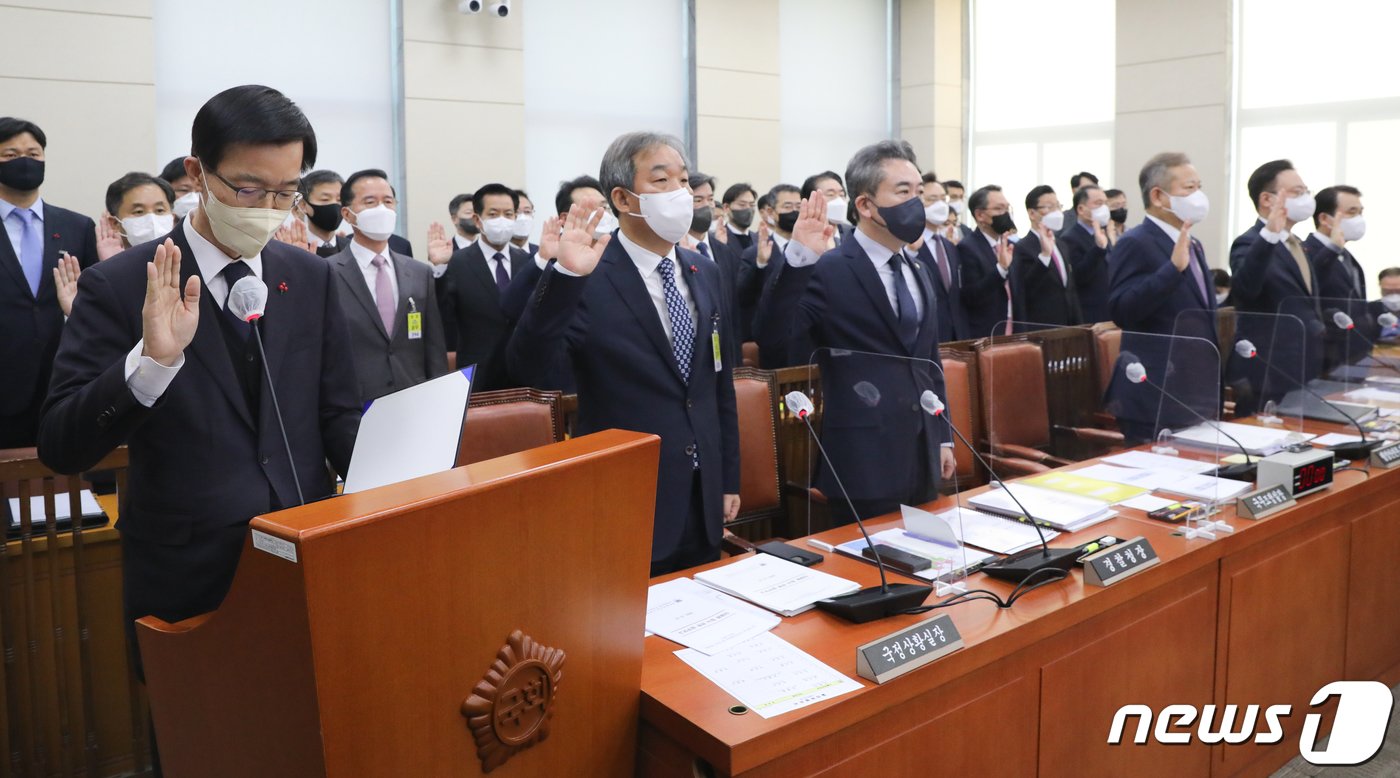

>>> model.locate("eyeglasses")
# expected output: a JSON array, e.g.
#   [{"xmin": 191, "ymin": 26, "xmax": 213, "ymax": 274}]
[{"xmin": 207, "ymin": 168, "xmax": 303, "ymax": 210}]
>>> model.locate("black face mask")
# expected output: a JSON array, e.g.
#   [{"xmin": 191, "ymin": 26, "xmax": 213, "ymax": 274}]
[
  {"xmin": 457, "ymin": 218, "xmax": 480, "ymax": 237},
  {"xmin": 690, "ymin": 206, "xmax": 713, "ymax": 235},
  {"xmin": 990, "ymin": 212, "xmax": 1016, "ymax": 235},
  {"xmin": 1110, "ymin": 207, "xmax": 1128, "ymax": 225},
  {"xmin": 777, "ymin": 211, "xmax": 799, "ymax": 233},
  {"xmin": 876, "ymin": 195, "xmax": 928, "ymax": 245},
  {"xmin": 0, "ymin": 157, "xmax": 44, "ymax": 192},
  {"xmin": 307, "ymin": 202, "xmax": 342, "ymax": 233},
  {"xmin": 728, "ymin": 208, "xmax": 754, "ymax": 229}
]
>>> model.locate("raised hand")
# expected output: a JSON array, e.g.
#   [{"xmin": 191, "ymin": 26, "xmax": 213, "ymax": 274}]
[
  {"xmin": 995, "ymin": 234, "xmax": 1014, "ymax": 269},
  {"xmin": 427, "ymin": 221, "xmax": 454, "ymax": 266},
  {"xmin": 791, "ymin": 191, "xmax": 835, "ymax": 256},
  {"xmin": 555, "ymin": 204, "xmax": 611, "ymax": 276},
  {"xmin": 756, "ymin": 219, "xmax": 772, "ymax": 267},
  {"xmin": 712, "ymin": 212, "xmax": 729, "ymax": 245},
  {"xmin": 141, "ymin": 239, "xmax": 200, "ymax": 367},
  {"xmin": 1328, "ymin": 211, "xmax": 1348, "ymax": 251},
  {"xmin": 274, "ymin": 217, "xmax": 316, "ymax": 253},
  {"xmin": 95, "ymin": 214, "xmax": 124, "ymax": 261},
  {"xmin": 944, "ymin": 222, "xmax": 962, "ymax": 245},
  {"xmin": 54, "ymin": 252, "xmax": 81, "ymax": 317},
  {"xmin": 536, "ymin": 215, "xmax": 561, "ymax": 261},
  {"xmin": 1171, "ymin": 221, "xmax": 1194, "ymax": 272},
  {"xmin": 1036, "ymin": 219, "xmax": 1057, "ymax": 257},
  {"xmin": 1093, "ymin": 217, "xmax": 1109, "ymax": 249},
  {"xmin": 1265, "ymin": 187, "xmax": 1289, "ymax": 234}
]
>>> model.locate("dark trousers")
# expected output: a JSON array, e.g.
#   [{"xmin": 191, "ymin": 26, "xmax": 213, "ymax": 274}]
[
  {"xmin": 828, "ymin": 434, "xmax": 937, "ymax": 527},
  {"xmin": 650, "ymin": 470, "xmax": 720, "ymax": 577}
]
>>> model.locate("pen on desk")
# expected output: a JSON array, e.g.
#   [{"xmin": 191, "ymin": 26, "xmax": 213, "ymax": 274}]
[{"xmin": 806, "ymin": 539, "xmax": 833, "ymax": 553}]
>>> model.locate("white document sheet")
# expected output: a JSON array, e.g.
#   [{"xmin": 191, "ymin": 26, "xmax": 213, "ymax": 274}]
[
  {"xmin": 693, "ymin": 554, "xmax": 860, "ymax": 617},
  {"xmin": 903, "ymin": 504, "xmax": 1058, "ymax": 555},
  {"xmin": 1170, "ymin": 421, "xmax": 1312, "ymax": 456},
  {"xmin": 1117, "ymin": 494, "xmax": 1177, "ymax": 513},
  {"xmin": 675, "ymin": 632, "xmax": 863, "ymax": 719},
  {"xmin": 1343, "ymin": 387, "xmax": 1400, "ymax": 403},
  {"xmin": 1101, "ymin": 450, "xmax": 1215, "ymax": 474},
  {"xmin": 966, "ymin": 484, "xmax": 1114, "ymax": 532},
  {"xmin": 7, "ymin": 490, "xmax": 104, "ymax": 527},
  {"xmin": 344, "ymin": 368, "xmax": 473, "ymax": 494},
  {"xmin": 645, "ymin": 578, "xmax": 779, "ymax": 655},
  {"xmin": 1311, "ymin": 433, "xmax": 1364, "ymax": 447}
]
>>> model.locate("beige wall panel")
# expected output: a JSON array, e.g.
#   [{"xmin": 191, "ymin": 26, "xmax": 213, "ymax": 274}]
[
  {"xmin": 404, "ymin": 40, "xmax": 524, "ymax": 104},
  {"xmin": 696, "ymin": 0, "xmax": 779, "ymax": 74},
  {"xmin": 697, "ymin": 68, "xmax": 780, "ymax": 121},
  {"xmin": 0, "ymin": 6, "xmax": 152, "ymax": 83},
  {"xmin": 403, "ymin": 0, "xmax": 523, "ymax": 49},
  {"xmin": 697, "ymin": 115, "xmax": 781, "ymax": 192}
]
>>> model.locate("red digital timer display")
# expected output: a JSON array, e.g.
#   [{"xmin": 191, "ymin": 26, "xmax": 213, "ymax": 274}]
[{"xmin": 1293, "ymin": 462, "xmax": 1333, "ymax": 493}]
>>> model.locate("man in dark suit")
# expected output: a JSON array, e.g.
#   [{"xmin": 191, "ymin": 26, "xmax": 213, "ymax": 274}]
[
  {"xmin": 914, "ymin": 177, "xmax": 970, "ymax": 342},
  {"xmin": 1229, "ymin": 159, "xmax": 1322, "ymax": 398},
  {"xmin": 741, "ymin": 184, "xmax": 800, "ymax": 349},
  {"xmin": 959, "ymin": 184, "xmax": 1017, "ymax": 338},
  {"xmin": 509, "ymin": 190, "xmax": 539, "ymax": 256},
  {"xmin": 685, "ymin": 172, "xmax": 744, "ymax": 349},
  {"xmin": 942, "ymin": 179, "xmax": 977, "ymax": 243},
  {"xmin": 1304, "ymin": 185, "xmax": 1373, "ymax": 364},
  {"xmin": 770, "ymin": 140, "xmax": 955, "ymax": 524},
  {"xmin": 295, "ymin": 169, "xmax": 345, "ymax": 257},
  {"xmin": 331, "ymin": 169, "xmax": 447, "ymax": 400},
  {"xmin": 37, "ymin": 86, "xmax": 361, "ymax": 685},
  {"xmin": 1011, "ymin": 185, "xmax": 1082, "ymax": 329},
  {"xmin": 1107, "ymin": 152, "xmax": 1218, "ymax": 443},
  {"xmin": 1372, "ymin": 268, "xmax": 1400, "ymax": 340},
  {"xmin": 508, "ymin": 131, "xmax": 740, "ymax": 576},
  {"xmin": 718, "ymin": 182, "xmax": 757, "ymax": 250},
  {"xmin": 1058, "ymin": 171, "xmax": 1099, "ymax": 236},
  {"xmin": 1058, "ymin": 184, "xmax": 1113, "ymax": 323},
  {"xmin": 0, "ymin": 117, "xmax": 99, "ymax": 447},
  {"xmin": 438, "ymin": 183, "xmax": 531, "ymax": 391}
]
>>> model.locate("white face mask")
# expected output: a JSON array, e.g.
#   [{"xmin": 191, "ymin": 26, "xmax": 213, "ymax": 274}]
[
  {"xmin": 1216, "ymin": 291, "xmax": 1230, "ymax": 305},
  {"xmin": 481, "ymin": 216, "xmax": 515, "ymax": 246},
  {"xmin": 199, "ymin": 163, "xmax": 293, "ymax": 259},
  {"xmin": 924, "ymin": 200, "xmax": 950, "ymax": 225},
  {"xmin": 949, "ymin": 200, "xmax": 967, "ymax": 215},
  {"xmin": 1090, "ymin": 204, "xmax": 1111, "ymax": 226},
  {"xmin": 511, "ymin": 213, "xmax": 534, "ymax": 239},
  {"xmin": 825, "ymin": 197, "xmax": 850, "ymax": 225},
  {"xmin": 351, "ymin": 204, "xmax": 398, "ymax": 242},
  {"xmin": 120, "ymin": 213, "xmax": 175, "ymax": 246},
  {"xmin": 625, "ymin": 187, "xmax": 693, "ymax": 244},
  {"xmin": 1383, "ymin": 294, "xmax": 1400, "ymax": 312},
  {"xmin": 594, "ymin": 210, "xmax": 619, "ymax": 239},
  {"xmin": 1341, "ymin": 215, "xmax": 1366, "ymax": 242},
  {"xmin": 1040, "ymin": 209, "xmax": 1065, "ymax": 232},
  {"xmin": 1168, "ymin": 189, "xmax": 1210, "ymax": 224},
  {"xmin": 1284, "ymin": 192, "xmax": 1315, "ymax": 223},
  {"xmin": 172, "ymin": 191, "xmax": 200, "ymax": 219}
]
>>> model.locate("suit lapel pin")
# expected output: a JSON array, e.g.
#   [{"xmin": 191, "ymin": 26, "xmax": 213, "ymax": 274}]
[
  {"xmin": 52, "ymin": 232, "xmax": 60, "ymax": 240},
  {"xmin": 278, "ymin": 281, "xmax": 289, "ymax": 294},
  {"xmin": 689, "ymin": 264, "xmax": 698, "ymax": 274}
]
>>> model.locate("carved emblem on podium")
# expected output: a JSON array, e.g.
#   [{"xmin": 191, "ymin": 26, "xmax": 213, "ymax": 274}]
[{"xmin": 461, "ymin": 630, "xmax": 566, "ymax": 773}]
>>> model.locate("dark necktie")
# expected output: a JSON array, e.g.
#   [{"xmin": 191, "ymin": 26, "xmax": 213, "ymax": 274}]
[
  {"xmin": 220, "ymin": 261, "xmax": 253, "ymax": 341},
  {"xmin": 1188, "ymin": 241, "xmax": 1210, "ymax": 305},
  {"xmin": 657, "ymin": 257, "xmax": 695, "ymax": 382},
  {"xmin": 889, "ymin": 253, "xmax": 920, "ymax": 352},
  {"xmin": 696, "ymin": 241, "xmax": 710, "ymax": 260},
  {"xmin": 493, "ymin": 252, "xmax": 510, "ymax": 295},
  {"xmin": 933, "ymin": 238, "xmax": 952, "ymax": 290}
]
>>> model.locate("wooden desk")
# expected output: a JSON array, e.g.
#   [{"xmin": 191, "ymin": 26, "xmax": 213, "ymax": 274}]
[{"xmin": 638, "ymin": 417, "xmax": 1400, "ymax": 777}]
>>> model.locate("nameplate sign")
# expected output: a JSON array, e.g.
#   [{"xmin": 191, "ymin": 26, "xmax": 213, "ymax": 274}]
[
  {"xmin": 855, "ymin": 614, "xmax": 963, "ymax": 684},
  {"xmin": 1081, "ymin": 536, "xmax": 1158, "ymax": 587},
  {"xmin": 1235, "ymin": 484, "xmax": 1296, "ymax": 520},
  {"xmin": 251, "ymin": 530, "xmax": 298, "ymax": 564},
  {"xmin": 1371, "ymin": 441, "xmax": 1400, "ymax": 469}
]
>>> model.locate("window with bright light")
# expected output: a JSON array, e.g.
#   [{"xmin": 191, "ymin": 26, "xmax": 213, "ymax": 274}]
[
  {"xmin": 1233, "ymin": 0, "xmax": 1400, "ymax": 291},
  {"xmin": 968, "ymin": 0, "xmax": 1115, "ymax": 234}
]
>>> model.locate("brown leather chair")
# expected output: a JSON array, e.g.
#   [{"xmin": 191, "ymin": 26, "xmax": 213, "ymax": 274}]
[
  {"xmin": 455, "ymin": 388, "xmax": 564, "ymax": 467},
  {"xmin": 1092, "ymin": 323, "xmax": 1121, "ymax": 399},
  {"xmin": 976, "ymin": 341, "xmax": 1077, "ymax": 476},
  {"xmin": 729, "ymin": 367, "xmax": 782, "ymax": 530},
  {"xmin": 938, "ymin": 349, "xmax": 983, "ymax": 490}
]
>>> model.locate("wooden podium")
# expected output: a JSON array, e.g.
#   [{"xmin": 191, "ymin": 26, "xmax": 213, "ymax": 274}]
[{"xmin": 135, "ymin": 430, "xmax": 660, "ymax": 777}]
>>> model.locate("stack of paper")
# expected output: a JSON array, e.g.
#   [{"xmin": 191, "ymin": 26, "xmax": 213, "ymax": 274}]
[
  {"xmin": 693, "ymin": 554, "xmax": 860, "ymax": 617},
  {"xmin": 1101, "ymin": 450, "xmax": 1215, "ymax": 474},
  {"xmin": 966, "ymin": 484, "xmax": 1114, "ymax": 532},
  {"xmin": 675, "ymin": 632, "xmax": 863, "ymax": 719},
  {"xmin": 1070, "ymin": 463, "xmax": 1252, "ymax": 503},
  {"xmin": 6, "ymin": 490, "xmax": 105, "ymax": 529},
  {"xmin": 904, "ymin": 504, "xmax": 1058, "ymax": 555},
  {"xmin": 1170, "ymin": 421, "xmax": 1312, "ymax": 456},
  {"xmin": 835, "ymin": 529, "xmax": 995, "ymax": 581},
  {"xmin": 645, "ymin": 578, "xmax": 780, "ymax": 655},
  {"xmin": 1023, "ymin": 471, "xmax": 1147, "ymax": 503}
]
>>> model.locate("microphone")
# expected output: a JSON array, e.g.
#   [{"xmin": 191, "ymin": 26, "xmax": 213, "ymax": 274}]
[
  {"xmin": 1330, "ymin": 310, "xmax": 1400, "ymax": 378},
  {"xmin": 227, "ymin": 276, "xmax": 305, "ymax": 506},
  {"xmin": 1122, "ymin": 356, "xmax": 1258, "ymax": 481},
  {"xmin": 1379, "ymin": 312, "xmax": 1398, "ymax": 330},
  {"xmin": 784, "ymin": 390, "xmax": 932, "ymax": 623},
  {"xmin": 1234, "ymin": 339, "xmax": 1380, "ymax": 460},
  {"xmin": 918, "ymin": 390, "xmax": 1080, "ymax": 583}
]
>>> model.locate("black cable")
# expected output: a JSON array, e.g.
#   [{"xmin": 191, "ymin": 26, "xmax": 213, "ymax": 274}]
[
  {"xmin": 898, "ymin": 564, "xmax": 1068, "ymax": 614},
  {"xmin": 253, "ymin": 326, "xmax": 305, "ymax": 506}
]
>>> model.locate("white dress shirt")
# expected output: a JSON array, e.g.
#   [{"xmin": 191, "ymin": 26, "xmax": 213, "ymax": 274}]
[
  {"xmin": 616, "ymin": 229, "xmax": 698, "ymax": 345},
  {"xmin": 349, "ymin": 238, "xmax": 399, "ymax": 304},
  {"xmin": 0, "ymin": 195, "xmax": 43, "ymax": 262},
  {"xmin": 124, "ymin": 219, "xmax": 265, "ymax": 406},
  {"xmin": 981, "ymin": 229, "xmax": 1011, "ymax": 279},
  {"xmin": 853, "ymin": 228, "xmax": 924, "ymax": 319}
]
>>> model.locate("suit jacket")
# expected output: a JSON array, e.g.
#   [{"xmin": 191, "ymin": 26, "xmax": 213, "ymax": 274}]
[
  {"xmin": 1229, "ymin": 221, "xmax": 1317, "ymax": 317},
  {"xmin": 1229, "ymin": 221, "xmax": 1324, "ymax": 391},
  {"xmin": 1106, "ymin": 219, "xmax": 1218, "ymax": 433},
  {"xmin": 1057, "ymin": 220, "xmax": 1112, "ymax": 324},
  {"xmin": 724, "ymin": 226, "xmax": 754, "ymax": 251},
  {"xmin": 752, "ymin": 242, "xmax": 811, "ymax": 368},
  {"xmin": 438, "ymin": 241, "xmax": 531, "ymax": 391},
  {"xmin": 1303, "ymin": 233, "xmax": 1374, "ymax": 369},
  {"xmin": 507, "ymin": 235, "xmax": 740, "ymax": 562},
  {"xmin": 1010, "ymin": 232, "xmax": 1082, "ymax": 329},
  {"xmin": 698, "ymin": 234, "xmax": 744, "ymax": 349},
  {"xmin": 914, "ymin": 233, "xmax": 971, "ymax": 342},
  {"xmin": 38, "ymin": 222, "xmax": 360, "ymax": 624},
  {"xmin": 331, "ymin": 246, "xmax": 448, "ymax": 400},
  {"xmin": 499, "ymin": 257, "xmax": 575, "ymax": 392},
  {"xmin": 317, "ymin": 233, "xmax": 414, "ymax": 259},
  {"xmin": 789, "ymin": 236, "xmax": 951, "ymax": 504},
  {"xmin": 0, "ymin": 202, "xmax": 98, "ymax": 446},
  {"xmin": 958, "ymin": 230, "xmax": 1012, "ymax": 339},
  {"xmin": 734, "ymin": 238, "xmax": 771, "ymax": 344}
]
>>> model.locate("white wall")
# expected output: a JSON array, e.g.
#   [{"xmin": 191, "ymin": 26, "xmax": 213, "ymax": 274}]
[
  {"xmin": 153, "ymin": 0, "xmax": 396, "ymax": 183},
  {"xmin": 522, "ymin": 0, "xmax": 688, "ymax": 217},
  {"xmin": 777, "ymin": 0, "xmax": 888, "ymax": 185}
]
